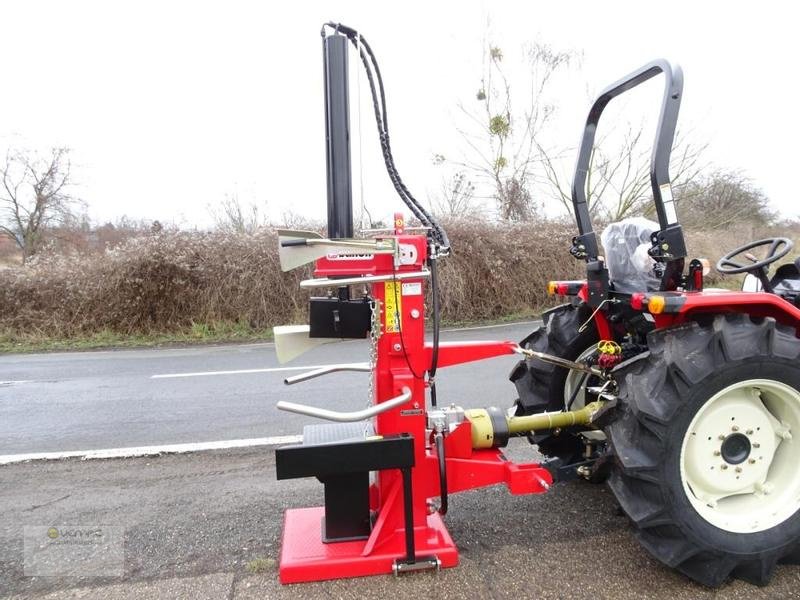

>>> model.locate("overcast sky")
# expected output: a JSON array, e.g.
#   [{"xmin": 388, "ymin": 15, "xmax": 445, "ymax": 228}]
[{"xmin": 1, "ymin": 1, "xmax": 797, "ymax": 228}]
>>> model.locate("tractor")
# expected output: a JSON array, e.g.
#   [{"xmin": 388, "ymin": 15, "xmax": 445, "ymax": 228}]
[
  {"xmin": 509, "ymin": 61, "xmax": 800, "ymax": 586},
  {"xmin": 272, "ymin": 23, "xmax": 800, "ymax": 589}
]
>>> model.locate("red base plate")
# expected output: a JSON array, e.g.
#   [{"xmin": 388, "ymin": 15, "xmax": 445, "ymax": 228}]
[{"xmin": 278, "ymin": 506, "xmax": 459, "ymax": 584}]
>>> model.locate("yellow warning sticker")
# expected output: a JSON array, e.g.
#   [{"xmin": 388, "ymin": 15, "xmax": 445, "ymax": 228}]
[{"xmin": 384, "ymin": 281, "xmax": 402, "ymax": 333}]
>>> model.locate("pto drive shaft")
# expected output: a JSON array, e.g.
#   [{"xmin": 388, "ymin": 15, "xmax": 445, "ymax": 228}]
[{"xmin": 465, "ymin": 401, "xmax": 605, "ymax": 449}]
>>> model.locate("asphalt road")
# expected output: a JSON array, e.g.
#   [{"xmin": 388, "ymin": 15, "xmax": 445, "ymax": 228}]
[
  {"xmin": 3, "ymin": 444, "xmax": 800, "ymax": 599},
  {"xmin": 0, "ymin": 322, "xmax": 537, "ymax": 455},
  {"xmin": 3, "ymin": 324, "xmax": 800, "ymax": 598}
]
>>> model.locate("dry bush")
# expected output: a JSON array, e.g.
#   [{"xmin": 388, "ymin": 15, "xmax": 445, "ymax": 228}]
[
  {"xmin": 0, "ymin": 230, "xmax": 310, "ymax": 337},
  {"xmin": 436, "ymin": 219, "xmax": 581, "ymax": 322},
  {"xmin": 2, "ymin": 219, "xmax": 797, "ymax": 340}
]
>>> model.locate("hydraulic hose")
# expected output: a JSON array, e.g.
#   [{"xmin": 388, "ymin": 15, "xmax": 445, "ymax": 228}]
[
  {"xmin": 429, "ymin": 256, "xmax": 441, "ymax": 407},
  {"xmin": 321, "ymin": 21, "xmax": 450, "ymax": 254}
]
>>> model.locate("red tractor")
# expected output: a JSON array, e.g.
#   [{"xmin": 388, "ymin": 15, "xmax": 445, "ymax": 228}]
[{"xmin": 511, "ymin": 60, "xmax": 800, "ymax": 586}]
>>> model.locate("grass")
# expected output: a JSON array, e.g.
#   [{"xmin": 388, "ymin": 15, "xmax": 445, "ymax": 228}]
[
  {"xmin": 245, "ymin": 557, "xmax": 275, "ymax": 574},
  {"xmin": 0, "ymin": 320, "xmax": 274, "ymax": 354},
  {"xmin": 0, "ymin": 308, "xmax": 549, "ymax": 354}
]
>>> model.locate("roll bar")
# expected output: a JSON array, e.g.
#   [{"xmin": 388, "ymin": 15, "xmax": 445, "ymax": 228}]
[{"xmin": 571, "ymin": 59, "xmax": 684, "ymax": 261}]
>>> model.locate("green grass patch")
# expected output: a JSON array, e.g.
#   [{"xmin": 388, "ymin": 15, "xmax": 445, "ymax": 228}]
[
  {"xmin": 0, "ymin": 309, "xmax": 548, "ymax": 355},
  {"xmin": 0, "ymin": 320, "xmax": 274, "ymax": 354}
]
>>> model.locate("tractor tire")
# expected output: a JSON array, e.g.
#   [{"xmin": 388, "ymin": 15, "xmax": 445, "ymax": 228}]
[
  {"xmin": 510, "ymin": 303, "xmax": 600, "ymax": 459},
  {"xmin": 605, "ymin": 314, "xmax": 800, "ymax": 587}
]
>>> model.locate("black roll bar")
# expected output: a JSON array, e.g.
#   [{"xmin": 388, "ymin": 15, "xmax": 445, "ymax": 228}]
[{"xmin": 571, "ymin": 59, "xmax": 684, "ymax": 260}]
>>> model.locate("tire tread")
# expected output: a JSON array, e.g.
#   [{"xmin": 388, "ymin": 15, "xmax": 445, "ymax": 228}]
[{"xmin": 606, "ymin": 314, "xmax": 800, "ymax": 587}]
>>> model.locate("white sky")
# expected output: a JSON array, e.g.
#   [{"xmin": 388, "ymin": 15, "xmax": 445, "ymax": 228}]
[{"xmin": 1, "ymin": 1, "xmax": 798, "ymax": 228}]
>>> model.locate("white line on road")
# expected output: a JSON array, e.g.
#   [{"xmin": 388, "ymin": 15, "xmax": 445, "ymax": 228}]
[
  {"xmin": 151, "ymin": 322, "xmax": 540, "ymax": 379},
  {"xmin": 0, "ymin": 435, "xmax": 303, "ymax": 465},
  {"xmin": 441, "ymin": 320, "xmax": 540, "ymax": 333},
  {"xmin": 151, "ymin": 365, "xmax": 334, "ymax": 379},
  {"xmin": 0, "ymin": 380, "xmax": 31, "ymax": 386}
]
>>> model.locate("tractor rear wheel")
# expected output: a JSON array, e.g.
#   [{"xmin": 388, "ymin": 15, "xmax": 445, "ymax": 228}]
[
  {"xmin": 605, "ymin": 314, "xmax": 800, "ymax": 587},
  {"xmin": 510, "ymin": 303, "xmax": 600, "ymax": 460}
]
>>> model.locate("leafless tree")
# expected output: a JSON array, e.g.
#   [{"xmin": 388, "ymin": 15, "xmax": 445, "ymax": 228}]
[
  {"xmin": 676, "ymin": 168, "xmax": 774, "ymax": 230},
  {"xmin": 0, "ymin": 147, "xmax": 79, "ymax": 262},
  {"xmin": 209, "ymin": 192, "xmax": 267, "ymax": 234},
  {"xmin": 538, "ymin": 126, "xmax": 707, "ymax": 222},
  {"xmin": 432, "ymin": 170, "xmax": 482, "ymax": 219},
  {"xmin": 444, "ymin": 42, "xmax": 578, "ymax": 221}
]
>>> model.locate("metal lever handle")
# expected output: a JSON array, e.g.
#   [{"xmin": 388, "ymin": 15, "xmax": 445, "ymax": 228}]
[
  {"xmin": 276, "ymin": 387, "xmax": 412, "ymax": 422},
  {"xmin": 514, "ymin": 346, "xmax": 604, "ymax": 377},
  {"xmin": 283, "ymin": 362, "xmax": 371, "ymax": 385},
  {"xmin": 300, "ymin": 270, "xmax": 429, "ymax": 289}
]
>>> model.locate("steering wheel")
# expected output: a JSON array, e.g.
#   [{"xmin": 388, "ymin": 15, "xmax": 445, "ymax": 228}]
[{"xmin": 716, "ymin": 237, "xmax": 794, "ymax": 275}]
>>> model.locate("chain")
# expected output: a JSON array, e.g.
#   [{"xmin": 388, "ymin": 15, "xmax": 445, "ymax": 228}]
[{"xmin": 365, "ymin": 297, "xmax": 381, "ymax": 436}]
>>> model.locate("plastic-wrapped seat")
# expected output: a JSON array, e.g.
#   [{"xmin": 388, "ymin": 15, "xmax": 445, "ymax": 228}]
[{"xmin": 600, "ymin": 217, "xmax": 660, "ymax": 293}]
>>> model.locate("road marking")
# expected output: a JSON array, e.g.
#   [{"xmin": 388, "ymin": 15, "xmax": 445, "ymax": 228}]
[
  {"xmin": 0, "ymin": 435, "xmax": 303, "ymax": 465},
  {"xmin": 441, "ymin": 320, "xmax": 540, "ymax": 333},
  {"xmin": 151, "ymin": 323, "xmax": 541, "ymax": 379},
  {"xmin": 151, "ymin": 365, "xmax": 334, "ymax": 379},
  {"xmin": 0, "ymin": 380, "xmax": 31, "ymax": 386}
]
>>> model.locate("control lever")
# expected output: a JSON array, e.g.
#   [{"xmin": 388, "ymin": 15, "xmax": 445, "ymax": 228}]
[
  {"xmin": 283, "ymin": 362, "xmax": 371, "ymax": 385},
  {"xmin": 300, "ymin": 270, "xmax": 430, "ymax": 289},
  {"xmin": 276, "ymin": 387, "xmax": 412, "ymax": 422}
]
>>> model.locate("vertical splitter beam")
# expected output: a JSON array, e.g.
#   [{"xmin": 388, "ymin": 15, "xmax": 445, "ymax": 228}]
[{"xmin": 322, "ymin": 33, "xmax": 353, "ymax": 240}]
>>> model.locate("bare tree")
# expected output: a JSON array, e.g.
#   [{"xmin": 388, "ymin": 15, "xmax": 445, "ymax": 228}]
[
  {"xmin": 444, "ymin": 42, "xmax": 577, "ymax": 221},
  {"xmin": 208, "ymin": 192, "xmax": 267, "ymax": 234},
  {"xmin": 432, "ymin": 170, "xmax": 481, "ymax": 219},
  {"xmin": 676, "ymin": 169, "xmax": 774, "ymax": 230},
  {"xmin": 0, "ymin": 147, "xmax": 78, "ymax": 262},
  {"xmin": 445, "ymin": 38, "xmax": 708, "ymax": 224},
  {"xmin": 538, "ymin": 126, "xmax": 707, "ymax": 221}
]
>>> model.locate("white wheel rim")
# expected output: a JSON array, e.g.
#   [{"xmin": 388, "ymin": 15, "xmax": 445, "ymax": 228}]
[
  {"xmin": 563, "ymin": 345, "xmax": 597, "ymax": 410},
  {"xmin": 680, "ymin": 378, "xmax": 800, "ymax": 533}
]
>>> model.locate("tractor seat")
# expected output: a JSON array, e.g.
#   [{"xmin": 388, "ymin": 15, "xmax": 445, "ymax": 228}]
[{"xmin": 769, "ymin": 259, "xmax": 800, "ymax": 306}]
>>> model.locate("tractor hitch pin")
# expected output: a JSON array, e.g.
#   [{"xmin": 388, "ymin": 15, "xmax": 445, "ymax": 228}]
[{"xmin": 514, "ymin": 346, "xmax": 604, "ymax": 378}]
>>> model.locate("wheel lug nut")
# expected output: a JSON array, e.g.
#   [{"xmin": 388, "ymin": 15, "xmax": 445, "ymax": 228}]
[
  {"xmin": 746, "ymin": 429, "xmax": 754, "ymax": 435},
  {"xmin": 732, "ymin": 425, "xmax": 739, "ymax": 432},
  {"xmin": 748, "ymin": 458, "xmax": 756, "ymax": 464},
  {"xmin": 753, "ymin": 443, "xmax": 761, "ymax": 448},
  {"xmin": 735, "ymin": 466, "xmax": 742, "ymax": 473},
  {"xmin": 719, "ymin": 435, "xmax": 726, "ymax": 441},
  {"xmin": 713, "ymin": 450, "xmax": 721, "ymax": 456},
  {"xmin": 721, "ymin": 464, "xmax": 729, "ymax": 470}
]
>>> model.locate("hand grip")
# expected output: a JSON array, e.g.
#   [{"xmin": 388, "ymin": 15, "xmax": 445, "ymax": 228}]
[{"xmin": 276, "ymin": 387, "xmax": 412, "ymax": 422}]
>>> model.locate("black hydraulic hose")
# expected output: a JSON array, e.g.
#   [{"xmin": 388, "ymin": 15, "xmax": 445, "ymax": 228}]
[
  {"xmin": 321, "ymin": 22, "xmax": 448, "ymax": 411},
  {"xmin": 355, "ymin": 46, "xmax": 437, "ymax": 235},
  {"xmin": 429, "ymin": 257, "xmax": 441, "ymax": 407},
  {"xmin": 434, "ymin": 431, "xmax": 448, "ymax": 516},
  {"xmin": 322, "ymin": 22, "xmax": 450, "ymax": 253},
  {"xmin": 324, "ymin": 23, "xmax": 389, "ymax": 130}
]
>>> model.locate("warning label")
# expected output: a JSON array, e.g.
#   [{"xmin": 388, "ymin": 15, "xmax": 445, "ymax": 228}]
[
  {"xmin": 401, "ymin": 282, "xmax": 422, "ymax": 296},
  {"xmin": 384, "ymin": 281, "xmax": 402, "ymax": 333}
]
